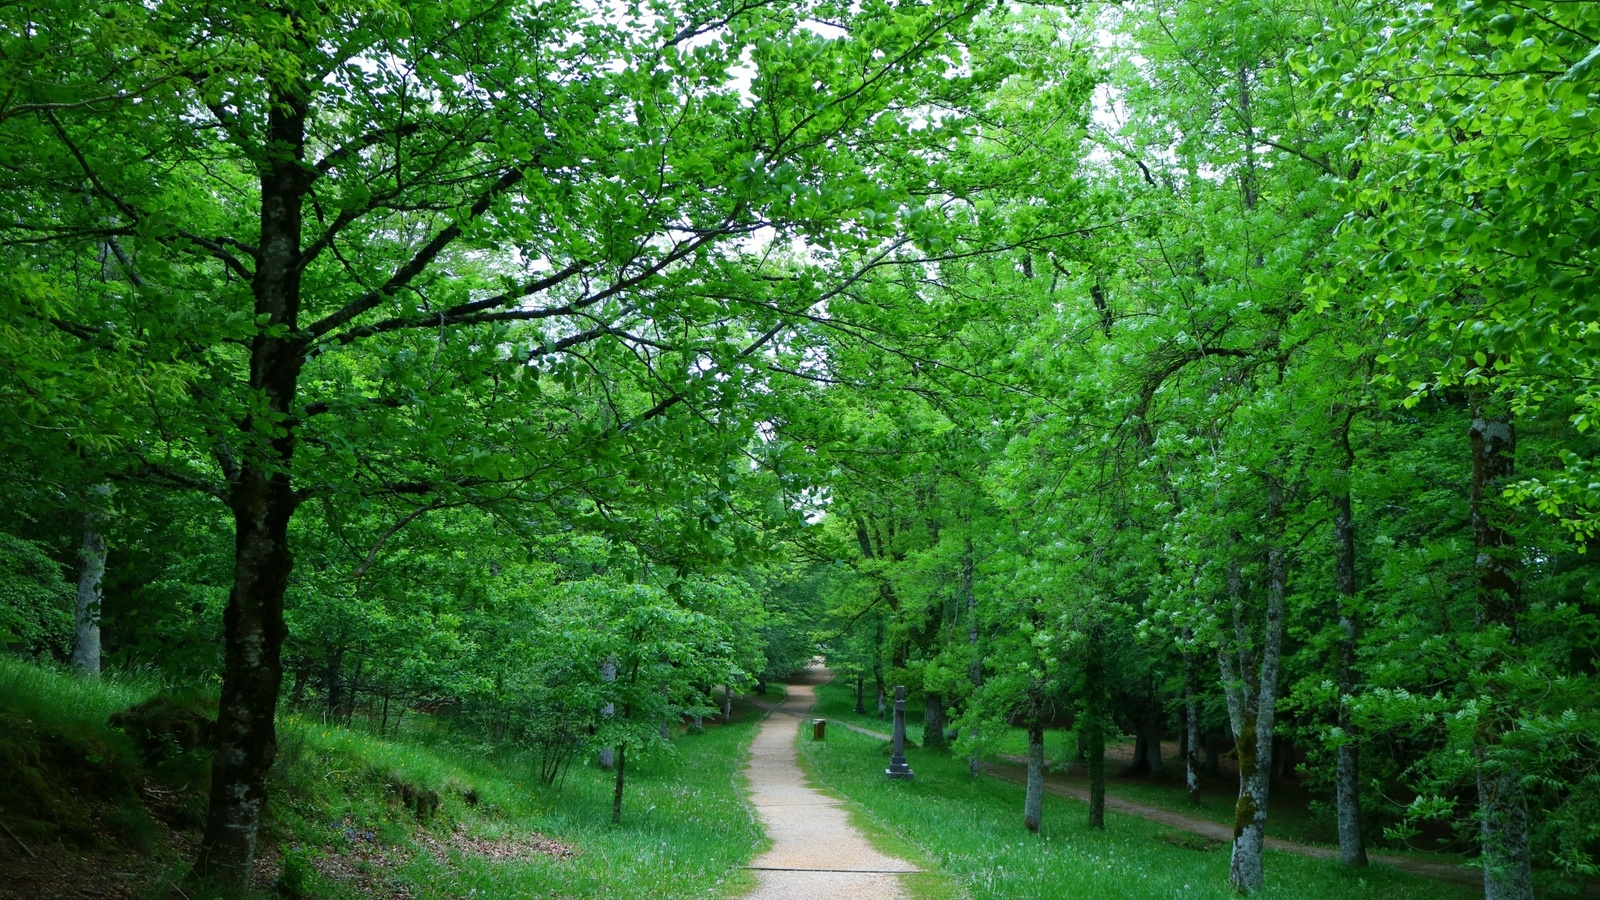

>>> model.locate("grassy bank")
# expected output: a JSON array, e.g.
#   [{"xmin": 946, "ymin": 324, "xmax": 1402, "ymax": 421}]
[
  {"xmin": 794, "ymin": 705, "xmax": 1476, "ymax": 900},
  {"xmin": 0, "ymin": 657, "xmax": 765, "ymax": 899}
]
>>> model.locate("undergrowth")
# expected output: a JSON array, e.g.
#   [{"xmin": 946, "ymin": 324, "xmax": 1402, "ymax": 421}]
[{"xmin": 0, "ymin": 658, "xmax": 765, "ymax": 899}]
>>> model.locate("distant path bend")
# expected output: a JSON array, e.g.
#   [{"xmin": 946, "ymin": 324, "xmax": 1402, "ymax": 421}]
[{"xmin": 740, "ymin": 664, "xmax": 920, "ymax": 900}]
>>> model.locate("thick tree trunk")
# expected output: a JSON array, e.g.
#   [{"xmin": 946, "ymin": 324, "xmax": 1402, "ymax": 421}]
[
  {"xmin": 1023, "ymin": 718, "xmax": 1044, "ymax": 833},
  {"xmin": 1478, "ymin": 762, "xmax": 1534, "ymax": 900},
  {"xmin": 71, "ymin": 482, "xmax": 110, "ymax": 677},
  {"xmin": 874, "ymin": 619, "xmax": 887, "ymax": 719},
  {"xmin": 923, "ymin": 692, "xmax": 947, "ymax": 752},
  {"xmin": 1204, "ymin": 730, "xmax": 1222, "ymax": 776},
  {"xmin": 195, "ymin": 463, "xmax": 298, "ymax": 888},
  {"xmin": 1331, "ymin": 472, "xmax": 1368, "ymax": 867},
  {"xmin": 1184, "ymin": 633, "xmax": 1202, "ymax": 805},
  {"xmin": 324, "ymin": 647, "xmax": 344, "ymax": 722},
  {"xmin": 1470, "ymin": 388, "xmax": 1533, "ymax": 900},
  {"xmin": 193, "ymin": 86, "xmax": 310, "ymax": 892},
  {"xmin": 1129, "ymin": 707, "xmax": 1165, "ymax": 775},
  {"xmin": 611, "ymin": 743, "xmax": 627, "ymax": 825},
  {"xmin": 965, "ymin": 548, "xmax": 983, "ymax": 777},
  {"xmin": 1221, "ymin": 480, "xmax": 1288, "ymax": 895},
  {"xmin": 598, "ymin": 656, "xmax": 617, "ymax": 769},
  {"xmin": 1085, "ymin": 627, "xmax": 1106, "ymax": 829}
]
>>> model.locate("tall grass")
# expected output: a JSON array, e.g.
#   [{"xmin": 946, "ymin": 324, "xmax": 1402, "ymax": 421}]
[
  {"xmin": 386, "ymin": 719, "xmax": 765, "ymax": 900},
  {"xmin": 269, "ymin": 708, "xmax": 767, "ymax": 899},
  {"xmin": 0, "ymin": 656, "xmax": 163, "ymax": 728},
  {"xmin": 796, "ymin": 724, "xmax": 1477, "ymax": 900},
  {"xmin": 0, "ymin": 660, "xmax": 772, "ymax": 899}
]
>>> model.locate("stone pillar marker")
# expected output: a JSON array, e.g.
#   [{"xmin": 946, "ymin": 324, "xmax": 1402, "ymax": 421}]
[{"xmin": 886, "ymin": 685, "xmax": 915, "ymax": 780}]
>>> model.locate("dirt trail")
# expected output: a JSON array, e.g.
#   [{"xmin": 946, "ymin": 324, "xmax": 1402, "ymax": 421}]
[{"xmin": 740, "ymin": 667, "xmax": 920, "ymax": 900}]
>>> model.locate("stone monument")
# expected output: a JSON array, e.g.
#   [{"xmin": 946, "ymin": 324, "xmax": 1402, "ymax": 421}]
[{"xmin": 885, "ymin": 685, "xmax": 914, "ymax": 780}]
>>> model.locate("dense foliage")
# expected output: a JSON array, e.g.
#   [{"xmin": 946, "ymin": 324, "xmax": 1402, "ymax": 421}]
[{"xmin": 2, "ymin": 0, "xmax": 1596, "ymax": 897}]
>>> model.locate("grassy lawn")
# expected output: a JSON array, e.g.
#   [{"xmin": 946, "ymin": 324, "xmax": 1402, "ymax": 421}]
[
  {"xmin": 810, "ymin": 677, "xmax": 1392, "ymax": 853},
  {"xmin": 797, "ymin": 677, "xmax": 1478, "ymax": 900}
]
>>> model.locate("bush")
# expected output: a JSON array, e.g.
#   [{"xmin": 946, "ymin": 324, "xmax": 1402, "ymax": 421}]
[{"xmin": 0, "ymin": 531, "xmax": 72, "ymax": 657}]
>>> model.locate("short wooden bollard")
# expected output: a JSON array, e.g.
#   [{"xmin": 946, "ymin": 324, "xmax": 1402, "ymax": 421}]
[{"xmin": 811, "ymin": 718, "xmax": 827, "ymax": 740}]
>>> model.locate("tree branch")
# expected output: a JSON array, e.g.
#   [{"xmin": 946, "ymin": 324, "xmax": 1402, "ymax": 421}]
[{"xmin": 304, "ymin": 167, "xmax": 525, "ymax": 335}]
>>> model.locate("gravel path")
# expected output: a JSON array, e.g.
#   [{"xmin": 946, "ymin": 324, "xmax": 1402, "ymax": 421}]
[{"xmin": 741, "ymin": 667, "xmax": 920, "ymax": 900}]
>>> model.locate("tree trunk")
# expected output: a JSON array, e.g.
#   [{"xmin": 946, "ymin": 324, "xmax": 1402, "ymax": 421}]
[
  {"xmin": 1470, "ymin": 386, "xmax": 1533, "ymax": 900},
  {"xmin": 1221, "ymin": 478, "xmax": 1288, "ymax": 895},
  {"xmin": 71, "ymin": 482, "xmax": 110, "ymax": 677},
  {"xmin": 1129, "ymin": 707, "xmax": 1165, "ymax": 775},
  {"xmin": 324, "ymin": 647, "xmax": 344, "ymax": 722},
  {"xmin": 1184, "ymin": 630, "xmax": 1202, "ymax": 805},
  {"xmin": 611, "ymin": 743, "xmax": 627, "ymax": 825},
  {"xmin": 1023, "ymin": 718, "xmax": 1044, "ymax": 833},
  {"xmin": 855, "ymin": 676, "xmax": 866, "ymax": 715},
  {"xmin": 965, "ymin": 547, "xmax": 983, "ymax": 778},
  {"xmin": 598, "ymin": 656, "xmax": 617, "ymax": 770},
  {"xmin": 923, "ymin": 692, "xmax": 947, "ymax": 752},
  {"xmin": 1478, "ymin": 762, "xmax": 1534, "ymax": 900},
  {"xmin": 1086, "ymin": 627, "xmax": 1106, "ymax": 829},
  {"xmin": 1332, "ymin": 471, "xmax": 1368, "ymax": 866},
  {"xmin": 874, "ymin": 619, "xmax": 887, "ymax": 719},
  {"xmin": 193, "ymin": 85, "xmax": 310, "ymax": 892},
  {"xmin": 1204, "ymin": 731, "xmax": 1222, "ymax": 776}
]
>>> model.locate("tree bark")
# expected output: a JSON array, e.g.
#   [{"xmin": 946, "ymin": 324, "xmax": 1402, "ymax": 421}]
[
  {"xmin": 1023, "ymin": 717, "xmax": 1044, "ymax": 833},
  {"xmin": 70, "ymin": 482, "xmax": 110, "ymax": 677},
  {"xmin": 598, "ymin": 656, "xmax": 617, "ymax": 769},
  {"xmin": 1220, "ymin": 478, "xmax": 1288, "ymax": 895},
  {"xmin": 1470, "ymin": 386, "xmax": 1533, "ymax": 900},
  {"xmin": 1129, "ymin": 706, "xmax": 1165, "ymax": 775},
  {"xmin": 1183, "ymin": 630, "xmax": 1202, "ymax": 805},
  {"xmin": 1331, "ymin": 464, "xmax": 1368, "ymax": 867},
  {"xmin": 965, "ymin": 547, "xmax": 983, "ymax": 777},
  {"xmin": 922, "ymin": 691, "xmax": 948, "ymax": 752},
  {"xmin": 611, "ymin": 743, "xmax": 627, "ymax": 825},
  {"xmin": 1085, "ymin": 626, "xmax": 1106, "ymax": 829},
  {"xmin": 194, "ymin": 83, "xmax": 311, "ymax": 892},
  {"xmin": 324, "ymin": 646, "xmax": 344, "ymax": 722}
]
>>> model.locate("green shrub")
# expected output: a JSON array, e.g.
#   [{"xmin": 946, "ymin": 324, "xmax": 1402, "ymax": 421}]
[{"xmin": 0, "ymin": 531, "xmax": 72, "ymax": 657}]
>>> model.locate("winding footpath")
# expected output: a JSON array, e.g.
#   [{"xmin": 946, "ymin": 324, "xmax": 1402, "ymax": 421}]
[{"xmin": 741, "ymin": 666, "xmax": 921, "ymax": 900}]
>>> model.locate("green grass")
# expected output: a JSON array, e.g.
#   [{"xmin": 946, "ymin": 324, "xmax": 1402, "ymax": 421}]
[
  {"xmin": 269, "ymin": 710, "xmax": 767, "ymax": 900},
  {"xmin": 0, "ymin": 655, "xmax": 163, "ymax": 730},
  {"xmin": 0, "ymin": 659, "xmax": 771, "ymax": 899},
  {"xmin": 795, "ymin": 719, "xmax": 1478, "ymax": 900},
  {"xmin": 809, "ymin": 677, "xmax": 919, "ymax": 741},
  {"xmin": 809, "ymin": 678, "xmax": 1414, "ymax": 855}
]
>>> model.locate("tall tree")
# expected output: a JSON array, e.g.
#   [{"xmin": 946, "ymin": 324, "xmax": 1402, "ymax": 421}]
[{"xmin": 1, "ymin": 0, "xmax": 985, "ymax": 886}]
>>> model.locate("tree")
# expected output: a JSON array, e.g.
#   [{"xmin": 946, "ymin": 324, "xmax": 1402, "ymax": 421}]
[{"xmin": 1, "ymin": 0, "xmax": 986, "ymax": 886}]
